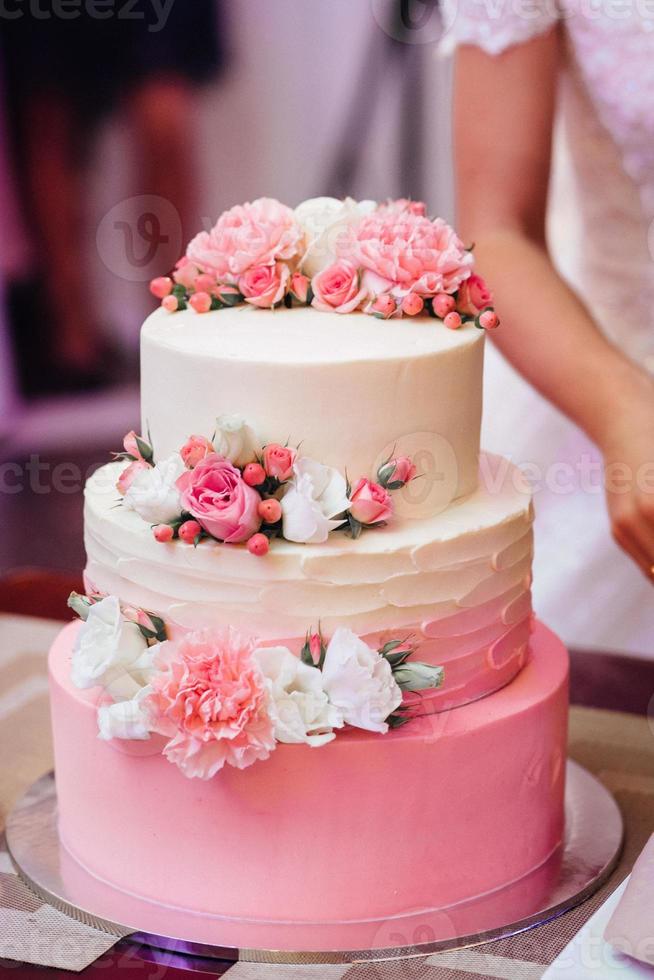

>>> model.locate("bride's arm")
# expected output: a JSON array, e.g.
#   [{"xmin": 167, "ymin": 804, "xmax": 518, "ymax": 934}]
[{"xmin": 453, "ymin": 34, "xmax": 654, "ymax": 578}]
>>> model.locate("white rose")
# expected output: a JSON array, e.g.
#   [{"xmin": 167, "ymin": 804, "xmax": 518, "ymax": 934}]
[
  {"xmin": 71, "ymin": 596, "xmax": 155, "ymax": 701},
  {"xmin": 214, "ymin": 414, "xmax": 262, "ymax": 467},
  {"xmin": 295, "ymin": 196, "xmax": 376, "ymax": 278},
  {"xmin": 123, "ymin": 453, "xmax": 184, "ymax": 525},
  {"xmin": 281, "ymin": 458, "xmax": 350, "ymax": 544},
  {"xmin": 97, "ymin": 686, "xmax": 152, "ymax": 742},
  {"xmin": 321, "ymin": 627, "xmax": 403, "ymax": 734},
  {"xmin": 253, "ymin": 646, "xmax": 343, "ymax": 747}
]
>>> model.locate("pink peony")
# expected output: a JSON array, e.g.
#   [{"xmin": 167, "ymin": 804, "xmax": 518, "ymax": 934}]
[
  {"xmin": 180, "ymin": 434, "xmax": 214, "ymax": 469},
  {"xmin": 147, "ymin": 630, "xmax": 276, "ymax": 779},
  {"xmin": 337, "ymin": 213, "xmax": 474, "ymax": 297},
  {"xmin": 349, "ymin": 478, "xmax": 393, "ymax": 525},
  {"xmin": 311, "ymin": 259, "xmax": 367, "ymax": 314},
  {"xmin": 377, "ymin": 198, "xmax": 427, "ymax": 217},
  {"xmin": 239, "ymin": 262, "xmax": 289, "ymax": 309},
  {"xmin": 186, "ymin": 198, "xmax": 303, "ymax": 280},
  {"xmin": 263, "ymin": 443, "xmax": 296, "ymax": 482},
  {"xmin": 177, "ymin": 454, "xmax": 262, "ymax": 544},
  {"xmin": 457, "ymin": 274, "xmax": 492, "ymax": 315},
  {"xmin": 116, "ymin": 459, "xmax": 150, "ymax": 496}
]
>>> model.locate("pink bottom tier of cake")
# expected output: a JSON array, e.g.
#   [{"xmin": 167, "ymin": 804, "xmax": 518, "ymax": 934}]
[{"xmin": 48, "ymin": 620, "xmax": 568, "ymax": 935}]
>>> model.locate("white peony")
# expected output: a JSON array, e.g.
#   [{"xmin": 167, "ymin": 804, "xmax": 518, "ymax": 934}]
[
  {"xmin": 321, "ymin": 627, "xmax": 403, "ymax": 734},
  {"xmin": 281, "ymin": 458, "xmax": 350, "ymax": 544},
  {"xmin": 123, "ymin": 453, "xmax": 184, "ymax": 525},
  {"xmin": 253, "ymin": 646, "xmax": 343, "ymax": 747},
  {"xmin": 295, "ymin": 196, "xmax": 376, "ymax": 278},
  {"xmin": 97, "ymin": 686, "xmax": 152, "ymax": 742},
  {"xmin": 71, "ymin": 596, "xmax": 155, "ymax": 701},
  {"xmin": 214, "ymin": 414, "xmax": 262, "ymax": 467}
]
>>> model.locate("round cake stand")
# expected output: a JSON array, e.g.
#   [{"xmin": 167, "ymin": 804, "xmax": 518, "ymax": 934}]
[{"xmin": 6, "ymin": 761, "xmax": 623, "ymax": 966}]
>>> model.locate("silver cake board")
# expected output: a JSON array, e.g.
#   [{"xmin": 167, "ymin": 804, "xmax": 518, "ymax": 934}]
[{"xmin": 5, "ymin": 761, "xmax": 623, "ymax": 965}]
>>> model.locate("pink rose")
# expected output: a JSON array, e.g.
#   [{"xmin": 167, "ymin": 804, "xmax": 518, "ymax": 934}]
[
  {"xmin": 116, "ymin": 459, "xmax": 150, "ymax": 496},
  {"xmin": 457, "ymin": 274, "xmax": 492, "ymax": 315},
  {"xmin": 290, "ymin": 271, "xmax": 310, "ymax": 304},
  {"xmin": 123, "ymin": 430, "xmax": 143, "ymax": 459},
  {"xmin": 186, "ymin": 198, "xmax": 303, "ymax": 280},
  {"xmin": 177, "ymin": 454, "xmax": 262, "ymax": 544},
  {"xmin": 338, "ymin": 213, "xmax": 474, "ymax": 297},
  {"xmin": 390, "ymin": 456, "xmax": 417, "ymax": 485},
  {"xmin": 349, "ymin": 478, "xmax": 393, "ymax": 525},
  {"xmin": 180, "ymin": 435, "xmax": 214, "ymax": 469},
  {"xmin": 262, "ymin": 443, "xmax": 296, "ymax": 482},
  {"xmin": 147, "ymin": 630, "xmax": 275, "ymax": 779},
  {"xmin": 377, "ymin": 198, "xmax": 427, "ymax": 217},
  {"xmin": 311, "ymin": 260, "xmax": 367, "ymax": 314},
  {"xmin": 239, "ymin": 262, "xmax": 289, "ymax": 309}
]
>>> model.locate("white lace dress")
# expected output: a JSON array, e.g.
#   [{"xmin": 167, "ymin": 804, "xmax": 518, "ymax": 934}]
[{"xmin": 442, "ymin": 0, "xmax": 654, "ymax": 654}]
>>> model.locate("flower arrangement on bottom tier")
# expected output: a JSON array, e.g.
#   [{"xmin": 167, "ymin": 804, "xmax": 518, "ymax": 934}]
[{"xmin": 68, "ymin": 593, "xmax": 444, "ymax": 780}]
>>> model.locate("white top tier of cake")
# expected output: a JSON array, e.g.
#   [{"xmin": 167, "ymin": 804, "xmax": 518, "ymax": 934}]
[{"xmin": 140, "ymin": 305, "xmax": 484, "ymax": 514}]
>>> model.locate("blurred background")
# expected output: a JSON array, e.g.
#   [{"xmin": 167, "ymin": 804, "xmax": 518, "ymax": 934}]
[{"xmin": 0, "ymin": 0, "xmax": 451, "ymax": 576}]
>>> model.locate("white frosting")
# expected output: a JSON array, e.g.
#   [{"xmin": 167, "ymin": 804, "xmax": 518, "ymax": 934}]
[
  {"xmin": 84, "ymin": 456, "xmax": 532, "ymax": 660},
  {"xmin": 140, "ymin": 306, "xmax": 484, "ymax": 512}
]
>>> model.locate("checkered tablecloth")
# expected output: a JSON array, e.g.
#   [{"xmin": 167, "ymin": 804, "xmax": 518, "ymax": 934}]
[{"xmin": 1, "ymin": 613, "xmax": 653, "ymax": 978}]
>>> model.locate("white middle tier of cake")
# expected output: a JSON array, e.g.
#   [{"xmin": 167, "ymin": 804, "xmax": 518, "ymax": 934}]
[{"xmin": 84, "ymin": 454, "xmax": 533, "ymax": 712}]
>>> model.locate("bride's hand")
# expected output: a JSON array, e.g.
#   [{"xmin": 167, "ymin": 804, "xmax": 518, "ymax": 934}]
[{"xmin": 598, "ymin": 370, "xmax": 654, "ymax": 580}]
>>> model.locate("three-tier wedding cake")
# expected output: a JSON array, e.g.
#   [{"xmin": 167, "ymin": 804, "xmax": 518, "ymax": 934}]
[{"xmin": 48, "ymin": 196, "xmax": 569, "ymax": 950}]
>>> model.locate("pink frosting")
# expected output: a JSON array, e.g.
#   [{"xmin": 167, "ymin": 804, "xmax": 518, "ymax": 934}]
[{"xmin": 177, "ymin": 454, "xmax": 262, "ymax": 544}]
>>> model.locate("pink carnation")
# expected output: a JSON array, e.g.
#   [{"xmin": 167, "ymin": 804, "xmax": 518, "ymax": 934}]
[
  {"xmin": 186, "ymin": 198, "xmax": 303, "ymax": 280},
  {"xmin": 349, "ymin": 478, "xmax": 393, "ymax": 525},
  {"xmin": 337, "ymin": 213, "xmax": 473, "ymax": 297},
  {"xmin": 177, "ymin": 454, "xmax": 262, "ymax": 544},
  {"xmin": 147, "ymin": 630, "xmax": 275, "ymax": 779},
  {"xmin": 239, "ymin": 262, "xmax": 289, "ymax": 309},
  {"xmin": 377, "ymin": 198, "xmax": 427, "ymax": 217},
  {"xmin": 311, "ymin": 259, "xmax": 367, "ymax": 314}
]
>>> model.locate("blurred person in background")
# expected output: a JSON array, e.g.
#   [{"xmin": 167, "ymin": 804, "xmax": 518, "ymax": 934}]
[
  {"xmin": 0, "ymin": 0, "xmax": 223, "ymax": 395},
  {"xmin": 443, "ymin": 0, "xmax": 654, "ymax": 653}
]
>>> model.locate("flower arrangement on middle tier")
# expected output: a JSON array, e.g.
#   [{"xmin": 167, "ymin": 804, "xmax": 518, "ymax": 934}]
[
  {"xmin": 68, "ymin": 593, "xmax": 445, "ymax": 780},
  {"xmin": 149, "ymin": 195, "xmax": 500, "ymax": 329},
  {"xmin": 115, "ymin": 417, "xmax": 417, "ymax": 553}
]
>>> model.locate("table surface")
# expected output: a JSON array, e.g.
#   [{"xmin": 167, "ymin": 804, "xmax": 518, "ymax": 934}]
[{"xmin": 1, "ymin": 596, "xmax": 654, "ymax": 979}]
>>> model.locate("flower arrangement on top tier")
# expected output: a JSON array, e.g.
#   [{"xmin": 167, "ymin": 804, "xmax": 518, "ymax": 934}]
[
  {"xmin": 68, "ymin": 592, "xmax": 444, "ymax": 780},
  {"xmin": 115, "ymin": 418, "xmax": 417, "ymax": 554},
  {"xmin": 149, "ymin": 196, "xmax": 500, "ymax": 329}
]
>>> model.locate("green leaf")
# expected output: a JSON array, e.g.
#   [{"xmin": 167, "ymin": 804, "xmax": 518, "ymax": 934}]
[
  {"xmin": 172, "ymin": 283, "xmax": 187, "ymax": 300},
  {"xmin": 379, "ymin": 639, "xmax": 404, "ymax": 657},
  {"xmin": 210, "ymin": 296, "xmax": 224, "ymax": 311},
  {"xmin": 306, "ymin": 285, "xmax": 314, "ymax": 306},
  {"xmin": 219, "ymin": 291, "xmax": 244, "ymax": 307},
  {"xmin": 135, "ymin": 436, "xmax": 154, "ymax": 465},
  {"xmin": 284, "ymin": 293, "xmax": 293, "ymax": 309},
  {"xmin": 67, "ymin": 592, "xmax": 93, "ymax": 621},
  {"xmin": 347, "ymin": 513, "xmax": 363, "ymax": 539}
]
